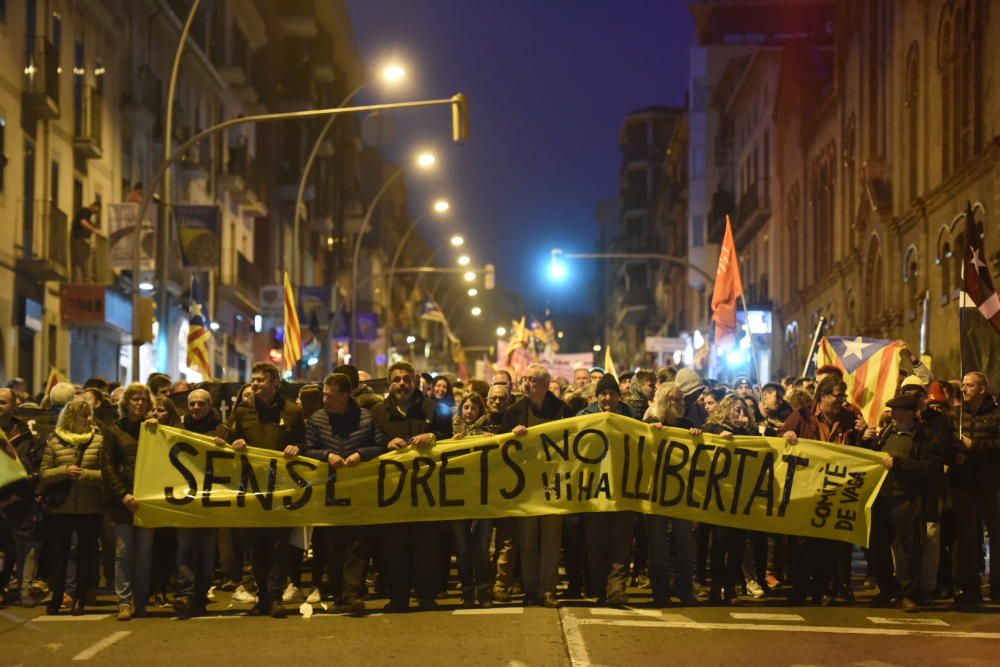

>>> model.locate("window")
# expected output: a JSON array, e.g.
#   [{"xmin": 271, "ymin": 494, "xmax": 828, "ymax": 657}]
[
  {"xmin": 904, "ymin": 43, "xmax": 919, "ymax": 203},
  {"xmin": 865, "ymin": 235, "xmax": 884, "ymax": 327}
]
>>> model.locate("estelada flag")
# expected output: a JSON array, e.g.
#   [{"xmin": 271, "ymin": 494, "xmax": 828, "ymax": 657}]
[
  {"xmin": 817, "ymin": 336, "xmax": 908, "ymax": 426},
  {"xmin": 283, "ymin": 272, "xmax": 302, "ymax": 373},
  {"xmin": 711, "ymin": 216, "xmax": 745, "ymax": 348},
  {"xmin": 963, "ymin": 202, "xmax": 1000, "ymax": 334},
  {"xmin": 186, "ymin": 275, "xmax": 213, "ymax": 379}
]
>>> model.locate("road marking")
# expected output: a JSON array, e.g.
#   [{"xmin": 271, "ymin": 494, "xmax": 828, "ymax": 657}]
[
  {"xmin": 72, "ymin": 630, "xmax": 131, "ymax": 661},
  {"xmin": 730, "ymin": 612, "xmax": 805, "ymax": 622},
  {"xmin": 867, "ymin": 616, "xmax": 949, "ymax": 627},
  {"xmin": 33, "ymin": 614, "xmax": 112, "ymax": 622},
  {"xmin": 0, "ymin": 610, "xmax": 42, "ymax": 630},
  {"xmin": 578, "ymin": 618, "xmax": 1000, "ymax": 639},
  {"xmin": 453, "ymin": 607, "xmax": 525, "ymax": 615},
  {"xmin": 558, "ymin": 607, "xmax": 593, "ymax": 667}
]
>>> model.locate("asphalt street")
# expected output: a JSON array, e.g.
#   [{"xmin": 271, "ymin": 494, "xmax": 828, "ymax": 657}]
[{"xmin": 3, "ymin": 587, "xmax": 1000, "ymax": 666}]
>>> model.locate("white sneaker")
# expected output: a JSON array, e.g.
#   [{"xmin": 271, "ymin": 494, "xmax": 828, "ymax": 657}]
[
  {"xmin": 306, "ymin": 588, "xmax": 322, "ymax": 604},
  {"xmin": 282, "ymin": 583, "xmax": 304, "ymax": 604},
  {"xmin": 232, "ymin": 585, "xmax": 258, "ymax": 604},
  {"xmin": 745, "ymin": 579, "xmax": 765, "ymax": 598},
  {"xmin": 206, "ymin": 585, "xmax": 217, "ymax": 601}
]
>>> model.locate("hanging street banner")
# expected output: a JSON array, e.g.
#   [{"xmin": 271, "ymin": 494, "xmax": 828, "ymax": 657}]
[
  {"xmin": 134, "ymin": 412, "xmax": 888, "ymax": 546},
  {"xmin": 174, "ymin": 205, "xmax": 221, "ymax": 270},
  {"xmin": 108, "ymin": 202, "xmax": 157, "ymax": 271}
]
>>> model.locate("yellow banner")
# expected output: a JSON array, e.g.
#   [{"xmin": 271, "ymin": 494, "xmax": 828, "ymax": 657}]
[
  {"xmin": 134, "ymin": 413, "xmax": 888, "ymax": 546},
  {"xmin": 0, "ymin": 450, "xmax": 27, "ymax": 490}
]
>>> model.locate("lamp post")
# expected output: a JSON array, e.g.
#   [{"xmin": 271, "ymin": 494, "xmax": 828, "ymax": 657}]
[
  {"xmin": 548, "ymin": 249, "xmax": 717, "ymax": 287},
  {"xmin": 130, "ymin": 95, "xmax": 467, "ymax": 380},
  {"xmin": 382, "ymin": 199, "xmax": 450, "ymax": 368},
  {"xmin": 349, "ymin": 151, "xmax": 437, "ymax": 364},
  {"xmin": 291, "ymin": 63, "xmax": 410, "ymax": 287}
]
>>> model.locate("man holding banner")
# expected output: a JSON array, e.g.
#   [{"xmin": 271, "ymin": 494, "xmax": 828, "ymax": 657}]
[
  {"xmin": 302, "ymin": 373, "xmax": 384, "ymax": 614},
  {"xmin": 371, "ymin": 361, "xmax": 451, "ymax": 612},
  {"xmin": 226, "ymin": 362, "xmax": 306, "ymax": 618}
]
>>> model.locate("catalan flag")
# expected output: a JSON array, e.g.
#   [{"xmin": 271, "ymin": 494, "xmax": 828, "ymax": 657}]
[
  {"xmin": 816, "ymin": 336, "xmax": 908, "ymax": 426},
  {"xmin": 186, "ymin": 275, "xmax": 213, "ymax": 379},
  {"xmin": 43, "ymin": 366, "xmax": 70, "ymax": 398},
  {"xmin": 283, "ymin": 272, "xmax": 302, "ymax": 373}
]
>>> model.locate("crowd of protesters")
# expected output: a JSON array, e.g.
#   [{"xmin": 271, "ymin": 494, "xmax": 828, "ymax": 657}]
[{"xmin": 0, "ymin": 355, "xmax": 996, "ymax": 619}]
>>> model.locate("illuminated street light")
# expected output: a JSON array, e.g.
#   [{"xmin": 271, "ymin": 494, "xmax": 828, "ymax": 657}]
[
  {"xmin": 496, "ymin": 326, "xmax": 507, "ymax": 337},
  {"xmin": 382, "ymin": 63, "xmax": 406, "ymax": 83},
  {"xmin": 463, "ymin": 271, "xmax": 476, "ymax": 282},
  {"xmin": 433, "ymin": 199, "xmax": 450, "ymax": 213},
  {"xmin": 592, "ymin": 344, "xmax": 602, "ymax": 352},
  {"xmin": 450, "ymin": 235, "xmax": 465, "ymax": 247},
  {"xmin": 467, "ymin": 287, "xmax": 478, "ymax": 297},
  {"xmin": 548, "ymin": 248, "xmax": 568, "ymax": 282},
  {"xmin": 471, "ymin": 306, "xmax": 482, "ymax": 317},
  {"xmin": 138, "ymin": 281, "xmax": 155, "ymax": 291},
  {"xmin": 416, "ymin": 152, "xmax": 436, "ymax": 168},
  {"xmin": 458, "ymin": 255, "xmax": 471, "ymax": 266},
  {"xmin": 406, "ymin": 335, "xmax": 417, "ymax": 344}
]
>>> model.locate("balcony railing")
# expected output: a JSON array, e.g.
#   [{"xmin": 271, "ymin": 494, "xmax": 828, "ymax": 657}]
[
  {"xmin": 73, "ymin": 85, "xmax": 103, "ymax": 160},
  {"xmin": 23, "ymin": 36, "xmax": 60, "ymax": 119},
  {"xmin": 18, "ymin": 200, "xmax": 69, "ymax": 281}
]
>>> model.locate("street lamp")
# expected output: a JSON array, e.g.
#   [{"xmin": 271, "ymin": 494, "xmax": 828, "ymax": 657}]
[
  {"xmin": 547, "ymin": 247, "xmax": 716, "ymax": 286},
  {"xmin": 292, "ymin": 60, "xmax": 410, "ymax": 286},
  {"xmin": 383, "ymin": 197, "xmax": 452, "ymax": 366},
  {"xmin": 450, "ymin": 235, "xmax": 464, "ymax": 247},
  {"xmin": 457, "ymin": 255, "xmax": 471, "ymax": 266},
  {"xmin": 496, "ymin": 326, "xmax": 507, "ymax": 337},
  {"xmin": 133, "ymin": 94, "xmax": 467, "ymax": 380},
  {"xmin": 351, "ymin": 150, "xmax": 439, "ymax": 361},
  {"xmin": 471, "ymin": 306, "xmax": 482, "ymax": 317},
  {"xmin": 463, "ymin": 271, "xmax": 476, "ymax": 282},
  {"xmin": 467, "ymin": 287, "xmax": 478, "ymax": 297}
]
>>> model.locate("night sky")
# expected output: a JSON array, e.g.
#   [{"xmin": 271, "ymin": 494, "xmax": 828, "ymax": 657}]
[{"xmin": 346, "ymin": 0, "xmax": 695, "ymax": 326}]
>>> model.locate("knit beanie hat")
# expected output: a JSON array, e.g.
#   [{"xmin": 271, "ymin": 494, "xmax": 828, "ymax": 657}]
[
  {"xmin": 674, "ymin": 368, "xmax": 704, "ymax": 397},
  {"xmin": 595, "ymin": 374, "xmax": 620, "ymax": 396}
]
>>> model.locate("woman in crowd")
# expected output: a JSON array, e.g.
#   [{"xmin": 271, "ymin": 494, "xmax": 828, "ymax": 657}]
[
  {"xmin": 147, "ymin": 395, "xmax": 180, "ymax": 607},
  {"xmin": 431, "ymin": 376, "xmax": 456, "ymax": 423},
  {"xmin": 702, "ymin": 394, "xmax": 757, "ymax": 604},
  {"xmin": 101, "ymin": 383, "xmax": 154, "ymax": 620},
  {"xmin": 643, "ymin": 383, "xmax": 698, "ymax": 606},
  {"xmin": 39, "ymin": 399, "xmax": 105, "ymax": 615}
]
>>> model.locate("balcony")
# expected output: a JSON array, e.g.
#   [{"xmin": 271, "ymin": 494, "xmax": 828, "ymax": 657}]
[
  {"xmin": 277, "ymin": 0, "xmax": 318, "ymax": 37},
  {"xmin": 221, "ymin": 146, "xmax": 257, "ymax": 203},
  {"xmin": 23, "ymin": 36, "xmax": 60, "ymax": 120},
  {"xmin": 121, "ymin": 66, "xmax": 162, "ymax": 132},
  {"xmin": 73, "ymin": 85, "xmax": 103, "ymax": 160},
  {"xmin": 735, "ymin": 183, "xmax": 770, "ymax": 240},
  {"xmin": 218, "ymin": 252, "xmax": 262, "ymax": 312},
  {"xmin": 18, "ymin": 201, "xmax": 69, "ymax": 281}
]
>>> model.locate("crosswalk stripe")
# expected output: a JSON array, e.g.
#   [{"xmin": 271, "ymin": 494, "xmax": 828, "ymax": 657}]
[
  {"xmin": 453, "ymin": 607, "xmax": 525, "ymax": 615},
  {"xmin": 33, "ymin": 614, "xmax": 112, "ymax": 622},
  {"xmin": 730, "ymin": 613, "xmax": 804, "ymax": 621},
  {"xmin": 867, "ymin": 616, "xmax": 949, "ymax": 627}
]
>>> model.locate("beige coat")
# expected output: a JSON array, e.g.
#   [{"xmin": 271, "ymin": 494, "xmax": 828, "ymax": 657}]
[{"xmin": 39, "ymin": 429, "xmax": 105, "ymax": 515}]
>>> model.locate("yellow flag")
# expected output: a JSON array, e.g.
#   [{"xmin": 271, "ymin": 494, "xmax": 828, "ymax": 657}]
[
  {"xmin": 134, "ymin": 414, "xmax": 888, "ymax": 546},
  {"xmin": 604, "ymin": 345, "xmax": 617, "ymax": 379},
  {"xmin": 0, "ymin": 430, "xmax": 27, "ymax": 489}
]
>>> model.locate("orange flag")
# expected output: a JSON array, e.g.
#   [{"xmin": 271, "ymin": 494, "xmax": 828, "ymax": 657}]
[{"xmin": 711, "ymin": 216, "xmax": 745, "ymax": 348}]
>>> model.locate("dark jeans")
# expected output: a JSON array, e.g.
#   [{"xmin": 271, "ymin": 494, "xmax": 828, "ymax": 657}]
[
  {"xmin": 645, "ymin": 515, "xmax": 693, "ymax": 599},
  {"xmin": 562, "ymin": 514, "xmax": 586, "ymax": 595},
  {"xmin": 379, "ymin": 522, "xmax": 441, "ymax": 604},
  {"xmin": 952, "ymin": 482, "xmax": 1000, "ymax": 598},
  {"xmin": 317, "ymin": 525, "xmax": 368, "ymax": 604},
  {"xmin": 710, "ymin": 525, "xmax": 744, "ymax": 594},
  {"xmin": 584, "ymin": 511, "xmax": 635, "ymax": 599},
  {"xmin": 218, "ymin": 528, "xmax": 248, "ymax": 584},
  {"xmin": 249, "ymin": 527, "xmax": 289, "ymax": 607},
  {"xmin": 176, "ymin": 528, "xmax": 218, "ymax": 606},
  {"xmin": 450, "ymin": 519, "xmax": 493, "ymax": 595},
  {"xmin": 870, "ymin": 495, "xmax": 922, "ymax": 600},
  {"xmin": 46, "ymin": 514, "xmax": 102, "ymax": 609}
]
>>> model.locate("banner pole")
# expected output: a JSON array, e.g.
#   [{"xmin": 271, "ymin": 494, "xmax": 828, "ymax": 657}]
[{"xmin": 801, "ymin": 316, "xmax": 826, "ymax": 378}]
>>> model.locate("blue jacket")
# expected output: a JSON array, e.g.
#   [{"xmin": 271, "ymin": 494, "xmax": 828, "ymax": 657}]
[{"xmin": 303, "ymin": 399, "xmax": 384, "ymax": 466}]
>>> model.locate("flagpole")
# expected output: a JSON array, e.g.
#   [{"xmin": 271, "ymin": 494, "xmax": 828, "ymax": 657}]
[
  {"xmin": 800, "ymin": 316, "xmax": 826, "ymax": 378},
  {"xmin": 958, "ymin": 207, "xmax": 967, "ymax": 442}
]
